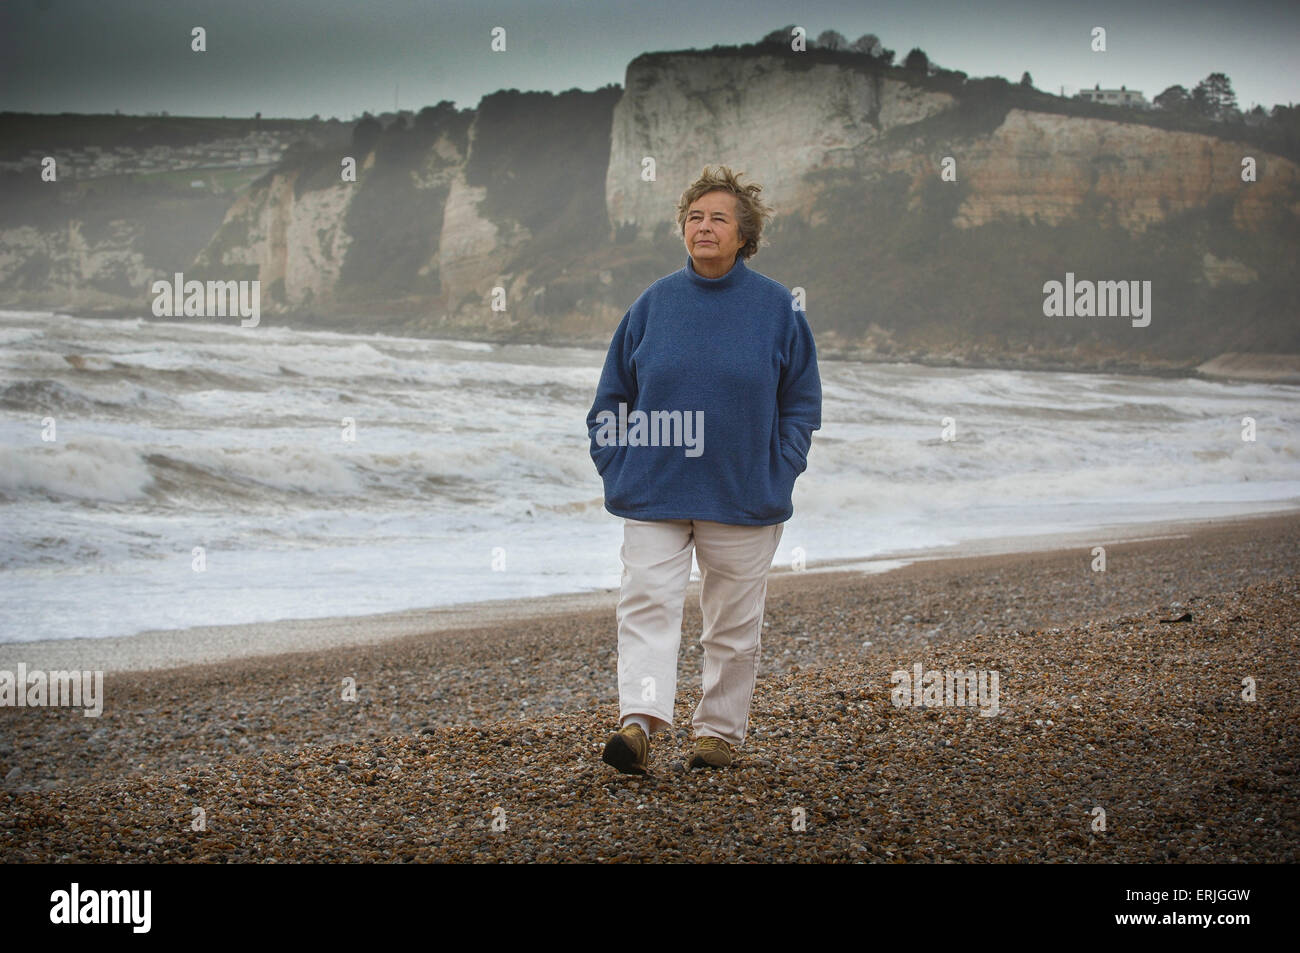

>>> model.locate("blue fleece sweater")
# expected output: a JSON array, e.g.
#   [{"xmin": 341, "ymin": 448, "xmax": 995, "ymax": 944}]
[{"xmin": 587, "ymin": 254, "xmax": 821, "ymax": 525}]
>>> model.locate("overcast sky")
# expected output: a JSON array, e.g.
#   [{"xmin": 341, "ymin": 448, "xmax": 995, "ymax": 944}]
[{"xmin": 2, "ymin": 0, "xmax": 1296, "ymax": 119}]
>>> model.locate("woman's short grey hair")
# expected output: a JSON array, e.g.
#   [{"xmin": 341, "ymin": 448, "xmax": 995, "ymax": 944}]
[{"xmin": 676, "ymin": 165, "xmax": 775, "ymax": 260}]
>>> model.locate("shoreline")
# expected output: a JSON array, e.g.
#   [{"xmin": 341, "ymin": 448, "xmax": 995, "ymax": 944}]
[{"xmin": 4, "ymin": 509, "xmax": 1298, "ymax": 674}]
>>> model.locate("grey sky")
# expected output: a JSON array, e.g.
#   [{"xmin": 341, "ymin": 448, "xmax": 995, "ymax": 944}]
[{"xmin": 1, "ymin": 0, "xmax": 1296, "ymax": 119}]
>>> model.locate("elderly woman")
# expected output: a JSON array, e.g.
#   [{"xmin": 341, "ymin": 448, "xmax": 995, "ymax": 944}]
[{"xmin": 587, "ymin": 165, "xmax": 822, "ymax": 774}]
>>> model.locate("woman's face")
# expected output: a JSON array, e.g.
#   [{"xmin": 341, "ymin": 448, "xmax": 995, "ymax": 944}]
[{"xmin": 683, "ymin": 190, "xmax": 745, "ymax": 273}]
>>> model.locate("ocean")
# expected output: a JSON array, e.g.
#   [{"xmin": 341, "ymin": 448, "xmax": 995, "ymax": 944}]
[{"xmin": 1, "ymin": 309, "xmax": 1296, "ymax": 643}]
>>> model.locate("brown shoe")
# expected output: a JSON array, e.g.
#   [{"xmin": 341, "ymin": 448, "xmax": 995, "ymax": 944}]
[
  {"xmin": 689, "ymin": 735, "xmax": 734, "ymax": 769},
  {"xmin": 601, "ymin": 722, "xmax": 649, "ymax": 774}
]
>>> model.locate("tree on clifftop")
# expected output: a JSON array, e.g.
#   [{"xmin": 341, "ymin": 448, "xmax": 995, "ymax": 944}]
[
  {"xmin": 1020, "ymin": 71, "xmax": 1033, "ymax": 88},
  {"xmin": 1154, "ymin": 84, "xmax": 1192, "ymax": 113},
  {"xmin": 759, "ymin": 24, "xmax": 797, "ymax": 46},
  {"xmin": 415, "ymin": 100, "xmax": 456, "ymax": 134},
  {"xmin": 352, "ymin": 112, "xmax": 382, "ymax": 154},
  {"xmin": 1193, "ymin": 73, "xmax": 1238, "ymax": 120},
  {"xmin": 850, "ymin": 33, "xmax": 882, "ymax": 56},
  {"xmin": 816, "ymin": 30, "xmax": 847, "ymax": 51},
  {"xmin": 851, "ymin": 33, "xmax": 894, "ymax": 63},
  {"xmin": 903, "ymin": 48, "xmax": 929, "ymax": 74}
]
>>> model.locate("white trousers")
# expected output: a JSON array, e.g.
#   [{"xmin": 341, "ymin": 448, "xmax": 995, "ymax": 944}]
[{"xmin": 616, "ymin": 517, "xmax": 784, "ymax": 747}]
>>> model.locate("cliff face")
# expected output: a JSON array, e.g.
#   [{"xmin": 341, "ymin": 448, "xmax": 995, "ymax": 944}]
[
  {"xmin": 605, "ymin": 53, "xmax": 955, "ymax": 230},
  {"xmin": 196, "ymin": 170, "xmax": 354, "ymax": 305},
  {"xmin": 439, "ymin": 169, "xmax": 505, "ymax": 308},
  {"xmin": 0, "ymin": 113, "xmax": 338, "ymax": 312},
  {"xmin": 0, "ymin": 220, "xmax": 152, "ymax": 310},
  {"xmin": 1, "ymin": 51, "xmax": 1297, "ymax": 368},
  {"xmin": 949, "ymin": 108, "xmax": 1299, "ymax": 233}
]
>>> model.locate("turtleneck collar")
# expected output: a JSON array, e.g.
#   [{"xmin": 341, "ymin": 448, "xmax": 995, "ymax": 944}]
[{"xmin": 685, "ymin": 254, "xmax": 747, "ymax": 289}]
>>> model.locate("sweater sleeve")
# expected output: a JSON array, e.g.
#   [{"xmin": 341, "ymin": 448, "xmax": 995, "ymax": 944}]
[
  {"xmin": 587, "ymin": 307, "xmax": 637, "ymax": 477},
  {"xmin": 777, "ymin": 306, "xmax": 822, "ymax": 474}
]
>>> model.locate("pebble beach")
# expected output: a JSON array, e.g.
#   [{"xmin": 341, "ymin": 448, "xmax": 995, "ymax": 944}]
[{"xmin": 1, "ymin": 513, "xmax": 1297, "ymax": 863}]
